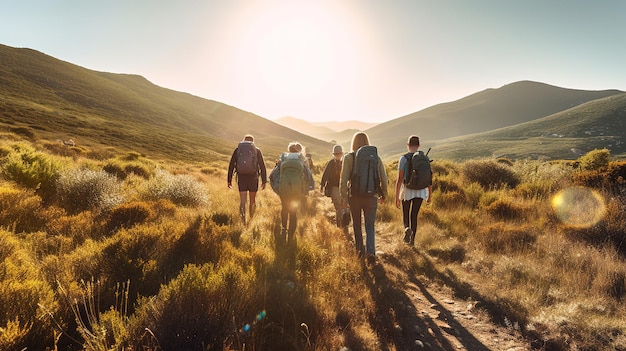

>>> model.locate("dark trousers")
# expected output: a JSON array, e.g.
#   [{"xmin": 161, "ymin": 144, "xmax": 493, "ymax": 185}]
[
  {"xmin": 402, "ymin": 197, "xmax": 424, "ymax": 237},
  {"xmin": 280, "ymin": 195, "xmax": 299, "ymax": 238}
]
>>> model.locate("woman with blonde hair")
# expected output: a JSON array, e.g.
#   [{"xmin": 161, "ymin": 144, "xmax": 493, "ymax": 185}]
[{"xmin": 339, "ymin": 132, "xmax": 388, "ymax": 265}]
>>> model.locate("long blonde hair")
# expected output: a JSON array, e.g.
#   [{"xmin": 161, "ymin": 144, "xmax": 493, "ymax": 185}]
[{"xmin": 350, "ymin": 132, "xmax": 370, "ymax": 152}]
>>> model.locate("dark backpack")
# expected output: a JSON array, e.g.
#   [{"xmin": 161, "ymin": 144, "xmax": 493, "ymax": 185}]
[
  {"xmin": 350, "ymin": 145, "xmax": 380, "ymax": 197},
  {"xmin": 278, "ymin": 153, "xmax": 305, "ymax": 197},
  {"xmin": 404, "ymin": 150, "xmax": 432, "ymax": 190},
  {"xmin": 236, "ymin": 141, "xmax": 258, "ymax": 175}
]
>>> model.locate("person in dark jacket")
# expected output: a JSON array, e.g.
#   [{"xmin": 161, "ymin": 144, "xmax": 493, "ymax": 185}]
[
  {"xmin": 320, "ymin": 144, "xmax": 346, "ymax": 227},
  {"xmin": 227, "ymin": 134, "xmax": 267, "ymax": 224}
]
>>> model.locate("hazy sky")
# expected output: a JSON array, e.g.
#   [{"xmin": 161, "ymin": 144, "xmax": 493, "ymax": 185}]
[{"xmin": 2, "ymin": 0, "xmax": 625, "ymax": 123}]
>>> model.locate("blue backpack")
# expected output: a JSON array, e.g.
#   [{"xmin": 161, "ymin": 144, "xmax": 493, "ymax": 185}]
[{"xmin": 350, "ymin": 146, "xmax": 380, "ymax": 197}]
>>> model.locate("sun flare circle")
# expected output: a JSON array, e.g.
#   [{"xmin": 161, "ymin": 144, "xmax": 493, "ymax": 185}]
[{"xmin": 551, "ymin": 186, "xmax": 606, "ymax": 228}]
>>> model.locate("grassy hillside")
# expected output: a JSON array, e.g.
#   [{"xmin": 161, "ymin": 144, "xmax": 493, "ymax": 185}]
[
  {"xmin": 0, "ymin": 44, "xmax": 332, "ymax": 164},
  {"xmin": 431, "ymin": 93, "xmax": 626, "ymax": 160},
  {"xmin": 367, "ymin": 81, "xmax": 623, "ymax": 158}
]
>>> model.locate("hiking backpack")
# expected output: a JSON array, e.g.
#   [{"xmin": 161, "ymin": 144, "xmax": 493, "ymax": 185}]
[
  {"xmin": 236, "ymin": 141, "xmax": 258, "ymax": 175},
  {"xmin": 350, "ymin": 145, "xmax": 380, "ymax": 197},
  {"xmin": 404, "ymin": 150, "xmax": 432, "ymax": 190},
  {"xmin": 278, "ymin": 153, "xmax": 305, "ymax": 197}
]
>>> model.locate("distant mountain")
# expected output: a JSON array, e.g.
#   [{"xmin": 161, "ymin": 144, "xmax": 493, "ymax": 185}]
[
  {"xmin": 0, "ymin": 44, "xmax": 332, "ymax": 163},
  {"xmin": 321, "ymin": 120, "xmax": 377, "ymax": 132},
  {"xmin": 274, "ymin": 116, "xmax": 376, "ymax": 143},
  {"xmin": 430, "ymin": 93, "xmax": 626, "ymax": 160},
  {"xmin": 367, "ymin": 81, "xmax": 623, "ymax": 157}
]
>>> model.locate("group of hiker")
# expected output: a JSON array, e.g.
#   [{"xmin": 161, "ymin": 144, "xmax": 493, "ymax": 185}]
[{"xmin": 227, "ymin": 132, "xmax": 432, "ymax": 265}]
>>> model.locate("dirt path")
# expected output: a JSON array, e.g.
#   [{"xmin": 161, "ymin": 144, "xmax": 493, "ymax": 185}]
[{"xmin": 359, "ymin": 223, "xmax": 532, "ymax": 351}]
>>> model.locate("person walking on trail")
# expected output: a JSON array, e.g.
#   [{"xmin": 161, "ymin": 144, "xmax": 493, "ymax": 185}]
[
  {"xmin": 340, "ymin": 132, "xmax": 388, "ymax": 265},
  {"xmin": 394, "ymin": 135, "xmax": 432, "ymax": 246},
  {"xmin": 276, "ymin": 142, "xmax": 311, "ymax": 244},
  {"xmin": 320, "ymin": 144, "xmax": 347, "ymax": 228},
  {"xmin": 227, "ymin": 134, "xmax": 267, "ymax": 225}
]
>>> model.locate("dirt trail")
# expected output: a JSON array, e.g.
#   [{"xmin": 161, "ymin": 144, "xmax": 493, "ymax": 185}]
[
  {"xmin": 317, "ymin": 195, "xmax": 532, "ymax": 351},
  {"xmin": 366, "ymin": 225, "xmax": 531, "ymax": 351}
]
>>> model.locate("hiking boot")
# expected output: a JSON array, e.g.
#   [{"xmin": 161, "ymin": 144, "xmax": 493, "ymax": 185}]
[
  {"xmin": 366, "ymin": 253, "xmax": 376, "ymax": 266},
  {"xmin": 409, "ymin": 232, "xmax": 416, "ymax": 246},
  {"xmin": 403, "ymin": 227, "xmax": 412, "ymax": 244},
  {"xmin": 342, "ymin": 211, "xmax": 351, "ymax": 227}
]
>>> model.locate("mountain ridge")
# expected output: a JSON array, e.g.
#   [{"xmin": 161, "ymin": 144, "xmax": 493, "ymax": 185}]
[{"xmin": 2, "ymin": 43, "xmax": 624, "ymax": 163}]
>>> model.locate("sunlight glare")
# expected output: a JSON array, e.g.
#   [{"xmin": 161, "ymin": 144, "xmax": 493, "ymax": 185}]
[{"xmin": 551, "ymin": 186, "xmax": 606, "ymax": 228}]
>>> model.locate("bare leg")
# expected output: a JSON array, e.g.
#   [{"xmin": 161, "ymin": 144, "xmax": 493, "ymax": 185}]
[
  {"xmin": 249, "ymin": 191, "xmax": 257, "ymax": 218},
  {"xmin": 239, "ymin": 191, "xmax": 247, "ymax": 224}
]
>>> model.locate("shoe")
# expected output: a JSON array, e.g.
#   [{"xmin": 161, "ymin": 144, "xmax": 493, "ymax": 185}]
[
  {"xmin": 342, "ymin": 211, "xmax": 351, "ymax": 227},
  {"xmin": 403, "ymin": 227, "xmax": 412, "ymax": 244},
  {"xmin": 366, "ymin": 253, "xmax": 376, "ymax": 266}
]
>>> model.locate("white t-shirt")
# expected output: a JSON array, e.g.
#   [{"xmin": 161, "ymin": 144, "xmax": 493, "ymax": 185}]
[{"xmin": 398, "ymin": 155, "xmax": 429, "ymax": 201}]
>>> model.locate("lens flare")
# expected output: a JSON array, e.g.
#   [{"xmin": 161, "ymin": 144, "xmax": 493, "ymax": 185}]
[{"xmin": 551, "ymin": 186, "xmax": 606, "ymax": 228}]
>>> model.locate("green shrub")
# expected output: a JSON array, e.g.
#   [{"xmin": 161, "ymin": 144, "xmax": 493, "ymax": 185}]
[
  {"xmin": 105, "ymin": 201, "xmax": 154, "ymax": 232},
  {"xmin": 140, "ymin": 169, "xmax": 208, "ymax": 206},
  {"xmin": 127, "ymin": 262, "xmax": 257, "ymax": 351},
  {"xmin": 484, "ymin": 198, "xmax": 527, "ymax": 221},
  {"xmin": 1, "ymin": 144, "xmax": 63, "ymax": 201},
  {"xmin": 103, "ymin": 156, "xmax": 154, "ymax": 180},
  {"xmin": 0, "ymin": 229, "xmax": 59, "ymax": 350},
  {"xmin": 0, "ymin": 185, "xmax": 45, "ymax": 233},
  {"xmin": 579, "ymin": 148, "xmax": 610, "ymax": 171},
  {"xmin": 462, "ymin": 159, "xmax": 520, "ymax": 189},
  {"xmin": 56, "ymin": 168, "xmax": 124, "ymax": 214}
]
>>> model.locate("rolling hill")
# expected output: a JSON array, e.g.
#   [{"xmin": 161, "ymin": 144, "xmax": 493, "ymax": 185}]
[
  {"xmin": 2, "ymin": 43, "xmax": 625, "ymax": 164},
  {"xmin": 430, "ymin": 92, "xmax": 626, "ymax": 160},
  {"xmin": 0, "ymin": 44, "xmax": 332, "ymax": 164},
  {"xmin": 366, "ymin": 81, "xmax": 624, "ymax": 157},
  {"xmin": 274, "ymin": 116, "xmax": 376, "ymax": 143}
]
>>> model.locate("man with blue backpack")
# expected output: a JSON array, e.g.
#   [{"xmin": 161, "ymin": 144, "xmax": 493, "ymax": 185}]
[
  {"xmin": 394, "ymin": 135, "xmax": 432, "ymax": 246},
  {"xmin": 340, "ymin": 132, "xmax": 388, "ymax": 265},
  {"xmin": 227, "ymin": 135, "xmax": 267, "ymax": 225}
]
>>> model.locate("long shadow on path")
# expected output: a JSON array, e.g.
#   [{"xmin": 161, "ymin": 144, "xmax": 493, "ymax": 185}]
[{"xmin": 361, "ymin": 256, "xmax": 492, "ymax": 351}]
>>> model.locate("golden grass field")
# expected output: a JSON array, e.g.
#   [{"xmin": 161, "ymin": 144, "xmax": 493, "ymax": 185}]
[{"xmin": 1, "ymin": 138, "xmax": 626, "ymax": 350}]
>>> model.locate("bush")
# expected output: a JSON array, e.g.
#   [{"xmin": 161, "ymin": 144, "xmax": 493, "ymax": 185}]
[
  {"xmin": 462, "ymin": 159, "xmax": 520, "ymax": 189},
  {"xmin": 56, "ymin": 168, "xmax": 124, "ymax": 214},
  {"xmin": 484, "ymin": 198, "xmax": 527, "ymax": 221},
  {"xmin": 127, "ymin": 262, "xmax": 257, "ymax": 351},
  {"xmin": 1, "ymin": 144, "xmax": 63, "ymax": 201},
  {"xmin": 477, "ymin": 223, "xmax": 538, "ymax": 254},
  {"xmin": 0, "ymin": 185, "xmax": 45, "ymax": 233},
  {"xmin": 103, "ymin": 154, "xmax": 154, "ymax": 180},
  {"xmin": 578, "ymin": 148, "xmax": 610, "ymax": 171},
  {"xmin": 140, "ymin": 169, "xmax": 208, "ymax": 207},
  {"xmin": 105, "ymin": 201, "xmax": 154, "ymax": 232},
  {"xmin": 0, "ymin": 230, "xmax": 59, "ymax": 350}
]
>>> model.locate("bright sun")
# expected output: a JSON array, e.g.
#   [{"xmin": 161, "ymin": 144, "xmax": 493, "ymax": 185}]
[{"xmin": 225, "ymin": 1, "xmax": 366, "ymax": 120}]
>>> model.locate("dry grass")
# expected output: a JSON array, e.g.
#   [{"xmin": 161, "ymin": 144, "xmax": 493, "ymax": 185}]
[{"xmin": 1, "ymin": 140, "xmax": 625, "ymax": 350}]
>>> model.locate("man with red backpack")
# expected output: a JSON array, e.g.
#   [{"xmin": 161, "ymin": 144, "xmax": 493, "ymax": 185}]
[{"xmin": 228, "ymin": 135, "xmax": 267, "ymax": 225}]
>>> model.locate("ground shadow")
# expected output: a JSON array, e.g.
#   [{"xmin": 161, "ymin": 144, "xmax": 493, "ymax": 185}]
[{"xmin": 358, "ymin": 256, "xmax": 492, "ymax": 351}]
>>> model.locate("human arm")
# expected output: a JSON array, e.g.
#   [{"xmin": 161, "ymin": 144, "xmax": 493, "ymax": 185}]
[
  {"xmin": 320, "ymin": 160, "xmax": 330, "ymax": 192},
  {"xmin": 339, "ymin": 153, "xmax": 353, "ymax": 205},
  {"xmin": 395, "ymin": 155, "xmax": 406, "ymax": 208},
  {"xmin": 377, "ymin": 156, "xmax": 388, "ymax": 203},
  {"xmin": 227, "ymin": 149, "xmax": 237, "ymax": 188},
  {"xmin": 257, "ymin": 149, "xmax": 267, "ymax": 189}
]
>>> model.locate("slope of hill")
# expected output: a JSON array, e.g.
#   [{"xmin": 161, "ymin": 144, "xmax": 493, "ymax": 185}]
[
  {"xmin": 0, "ymin": 44, "xmax": 331, "ymax": 163},
  {"xmin": 367, "ymin": 81, "xmax": 623, "ymax": 157},
  {"xmin": 431, "ymin": 93, "xmax": 626, "ymax": 160}
]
